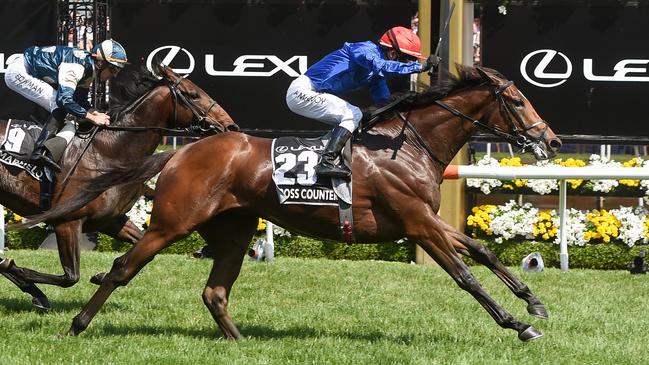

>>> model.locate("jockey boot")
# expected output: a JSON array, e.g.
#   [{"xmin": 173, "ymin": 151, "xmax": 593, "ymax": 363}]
[
  {"xmin": 29, "ymin": 112, "xmax": 66, "ymax": 172},
  {"xmin": 315, "ymin": 126, "xmax": 352, "ymax": 178},
  {"xmin": 31, "ymin": 136, "xmax": 67, "ymax": 173}
]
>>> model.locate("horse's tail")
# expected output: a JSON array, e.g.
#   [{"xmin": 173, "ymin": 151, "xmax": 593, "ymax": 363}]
[{"xmin": 12, "ymin": 150, "xmax": 177, "ymax": 229}]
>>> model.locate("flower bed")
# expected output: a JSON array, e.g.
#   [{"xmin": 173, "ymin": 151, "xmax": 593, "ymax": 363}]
[
  {"xmin": 467, "ymin": 200, "xmax": 649, "ymax": 247},
  {"xmin": 467, "ymin": 155, "xmax": 649, "ymax": 197}
]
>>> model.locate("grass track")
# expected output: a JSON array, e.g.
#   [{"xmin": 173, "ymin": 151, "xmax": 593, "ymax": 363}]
[{"xmin": 1, "ymin": 250, "xmax": 648, "ymax": 365}]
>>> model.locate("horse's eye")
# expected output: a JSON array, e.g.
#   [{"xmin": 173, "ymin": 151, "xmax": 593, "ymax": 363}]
[
  {"xmin": 512, "ymin": 98, "xmax": 525, "ymax": 108},
  {"xmin": 188, "ymin": 92, "xmax": 200, "ymax": 100}
]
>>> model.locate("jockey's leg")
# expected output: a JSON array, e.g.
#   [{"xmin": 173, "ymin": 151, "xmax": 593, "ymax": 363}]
[
  {"xmin": 285, "ymin": 75, "xmax": 362, "ymax": 178},
  {"xmin": 30, "ymin": 111, "xmax": 70, "ymax": 172},
  {"xmin": 315, "ymin": 125, "xmax": 353, "ymax": 178}
]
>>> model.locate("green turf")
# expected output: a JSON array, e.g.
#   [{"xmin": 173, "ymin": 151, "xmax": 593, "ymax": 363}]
[{"xmin": 1, "ymin": 250, "xmax": 648, "ymax": 364}]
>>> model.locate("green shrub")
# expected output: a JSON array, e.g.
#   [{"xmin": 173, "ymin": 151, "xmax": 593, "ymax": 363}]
[
  {"xmin": 464, "ymin": 239, "xmax": 647, "ymax": 270},
  {"xmin": 5, "ymin": 227, "xmax": 47, "ymax": 250},
  {"xmin": 11, "ymin": 228, "xmax": 645, "ymax": 269}
]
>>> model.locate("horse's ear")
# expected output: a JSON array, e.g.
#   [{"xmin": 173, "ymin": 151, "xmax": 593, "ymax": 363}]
[
  {"xmin": 476, "ymin": 67, "xmax": 495, "ymax": 85},
  {"xmin": 154, "ymin": 63, "xmax": 178, "ymax": 81}
]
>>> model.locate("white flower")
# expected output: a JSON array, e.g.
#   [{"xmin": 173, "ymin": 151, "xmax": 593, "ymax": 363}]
[
  {"xmin": 489, "ymin": 200, "xmax": 537, "ymax": 241},
  {"xmin": 553, "ymin": 208, "xmax": 587, "ymax": 247},
  {"xmin": 498, "ymin": 5, "xmax": 507, "ymax": 15},
  {"xmin": 610, "ymin": 206, "xmax": 648, "ymax": 247},
  {"xmin": 527, "ymin": 159, "xmax": 558, "ymax": 195},
  {"xmin": 588, "ymin": 154, "xmax": 619, "ymax": 193},
  {"xmin": 466, "ymin": 156, "xmax": 501, "ymax": 194}
]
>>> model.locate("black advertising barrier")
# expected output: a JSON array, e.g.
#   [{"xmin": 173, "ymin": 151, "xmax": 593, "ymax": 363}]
[
  {"xmin": 111, "ymin": 0, "xmax": 417, "ymax": 136},
  {"xmin": 0, "ymin": 0, "xmax": 57, "ymax": 121},
  {"xmin": 482, "ymin": 2, "xmax": 649, "ymax": 140}
]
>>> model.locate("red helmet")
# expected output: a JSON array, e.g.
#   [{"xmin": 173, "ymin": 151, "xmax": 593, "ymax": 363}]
[{"xmin": 379, "ymin": 26, "xmax": 422, "ymax": 59}]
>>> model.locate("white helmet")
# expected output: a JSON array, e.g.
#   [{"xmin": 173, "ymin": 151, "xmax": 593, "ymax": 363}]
[{"xmin": 92, "ymin": 39, "xmax": 128, "ymax": 68}]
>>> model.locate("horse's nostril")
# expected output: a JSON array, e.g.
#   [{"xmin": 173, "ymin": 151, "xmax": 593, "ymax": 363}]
[
  {"xmin": 227, "ymin": 124, "xmax": 240, "ymax": 132},
  {"xmin": 549, "ymin": 139, "xmax": 562, "ymax": 150}
]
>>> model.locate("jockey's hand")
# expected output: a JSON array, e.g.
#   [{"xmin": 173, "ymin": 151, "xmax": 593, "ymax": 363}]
[
  {"xmin": 85, "ymin": 111, "xmax": 110, "ymax": 126},
  {"xmin": 421, "ymin": 55, "xmax": 441, "ymax": 73}
]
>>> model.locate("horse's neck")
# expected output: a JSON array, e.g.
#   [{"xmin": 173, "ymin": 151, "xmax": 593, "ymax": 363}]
[
  {"xmin": 95, "ymin": 90, "xmax": 169, "ymax": 160},
  {"xmin": 411, "ymin": 93, "xmax": 487, "ymax": 166}
]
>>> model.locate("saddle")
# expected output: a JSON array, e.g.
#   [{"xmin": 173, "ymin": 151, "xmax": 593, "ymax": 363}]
[{"xmin": 0, "ymin": 119, "xmax": 58, "ymax": 210}]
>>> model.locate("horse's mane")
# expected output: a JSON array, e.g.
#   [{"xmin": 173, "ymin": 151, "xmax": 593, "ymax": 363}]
[
  {"xmin": 107, "ymin": 65, "xmax": 163, "ymax": 120},
  {"xmin": 397, "ymin": 65, "xmax": 504, "ymax": 109},
  {"xmin": 362, "ymin": 65, "xmax": 504, "ymax": 124}
]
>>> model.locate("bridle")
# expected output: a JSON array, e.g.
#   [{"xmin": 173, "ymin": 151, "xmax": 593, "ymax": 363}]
[
  {"xmin": 102, "ymin": 72, "xmax": 226, "ymax": 135},
  {"xmin": 166, "ymin": 74, "xmax": 225, "ymax": 134},
  {"xmin": 379, "ymin": 74, "xmax": 551, "ymax": 166}
]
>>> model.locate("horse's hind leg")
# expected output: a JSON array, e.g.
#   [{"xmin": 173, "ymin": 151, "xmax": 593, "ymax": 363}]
[
  {"xmin": 198, "ymin": 212, "xmax": 258, "ymax": 339},
  {"xmin": 409, "ymin": 212, "xmax": 541, "ymax": 341},
  {"xmin": 1, "ymin": 271, "xmax": 50, "ymax": 310},
  {"xmin": 439, "ymin": 221, "xmax": 549, "ymax": 319},
  {"xmin": 0, "ymin": 221, "xmax": 83, "ymax": 310}
]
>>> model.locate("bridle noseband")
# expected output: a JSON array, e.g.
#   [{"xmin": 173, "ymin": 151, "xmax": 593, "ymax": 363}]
[{"xmin": 166, "ymin": 75, "xmax": 225, "ymax": 134}]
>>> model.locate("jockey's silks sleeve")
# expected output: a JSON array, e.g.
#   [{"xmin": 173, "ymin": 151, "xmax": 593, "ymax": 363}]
[
  {"xmin": 349, "ymin": 44, "xmax": 422, "ymax": 104},
  {"xmin": 57, "ymin": 62, "xmax": 89, "ymax": 118}
]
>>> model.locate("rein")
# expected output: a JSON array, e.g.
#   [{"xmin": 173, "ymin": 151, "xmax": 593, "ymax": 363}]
[{"xmin": 385, "ymin": 80, "xmax": 546, "ymax": 166}]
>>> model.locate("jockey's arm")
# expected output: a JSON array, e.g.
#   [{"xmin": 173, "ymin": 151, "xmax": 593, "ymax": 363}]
[
  {"xmin": 56, "ymin": 62, "xmax": 90, "ymax": 119},
  {"xmin": 57, "ymin": 63, "xmax": 110, "ymax": 126},
  {"xmin": 351, "ymin": 45, "xmax": 422, "ymax": 78}
]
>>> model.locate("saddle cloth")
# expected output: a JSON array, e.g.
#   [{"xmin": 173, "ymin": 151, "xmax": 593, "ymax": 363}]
[
  {"xmin": 271, "ymin": 135, "xmax": 351, "ymax": 206},
  {"xmin": 0, "ymin": 119, "xmax": 44, "ymax": 181}
]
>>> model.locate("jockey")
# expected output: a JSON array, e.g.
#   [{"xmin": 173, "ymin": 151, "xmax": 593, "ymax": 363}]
[
  {"xmin": 3, "ymin": 39, "xmax": 128, "ymax": 171},
  {"xmin": 286, "ymin": 26, "xmax": 440, "ymax": 178}
]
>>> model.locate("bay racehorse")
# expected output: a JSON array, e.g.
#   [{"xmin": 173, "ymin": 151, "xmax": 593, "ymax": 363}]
[
  {"xmin": 24, "ymin": 66, "xmax": 561, "ymax": 341},
  {"xmin": 0, "ymin": 63, "xmax": 237, "ymax": 310}
]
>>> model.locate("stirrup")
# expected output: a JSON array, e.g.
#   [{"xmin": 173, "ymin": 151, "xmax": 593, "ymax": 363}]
[
  {"xmin": 315, "ymin": 162, "xmax": 351, "ymax": 178},
  {"xmin": 30, "ymin": 151, "xmax": 61, "ymax": 172}
]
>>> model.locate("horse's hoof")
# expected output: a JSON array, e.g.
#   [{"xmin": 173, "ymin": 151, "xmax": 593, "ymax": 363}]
[
  {"xmin": 90, "ymin": 272, "xmax": 106, "ymax": 286},
  {"xmin": 527, "ymin": 304, "xmax": 549, "ymax": 319},
  {"xmin": 518, "ymin": 326, "xmax": 543, "ymax": 342},
  {"xmin": 0, "ymin": 258, "xmax": 15, "ymax": 272},
  {"xmin": 32, "ymin": 296, "xmax": 51, "ymax": 312}
]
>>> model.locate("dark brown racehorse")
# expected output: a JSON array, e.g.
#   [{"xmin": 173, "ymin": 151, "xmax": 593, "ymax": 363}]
[
  {"xmin": 25, "ymin": 66, "xmax": 562, "ymax": 341},
  {"xmin": 0, "ymin": 63, "xmax": 237, "ymax": 310}
]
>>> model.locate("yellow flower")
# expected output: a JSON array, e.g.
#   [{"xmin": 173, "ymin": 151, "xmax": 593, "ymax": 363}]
[
  {"xmin": 257, "ymin": 218, "xmax": 267, "ymax": 231},
  {"xmin": 533, "ymin": 210, "xmax": 557, "ymax": 241},
  {"xmin": 619, "ymin": 158, "xmax": 642, "ymax": 187},
  {"xmin": 467, "ymin": 205, "xmax": 496, "ymax": 235},
  {"xmin": 585, "ymin": 210, "xmax": 621, "ymax": 243},
  {"xmin": 554, "ymin": 158, "xmax": 585, "ymax": 188}
]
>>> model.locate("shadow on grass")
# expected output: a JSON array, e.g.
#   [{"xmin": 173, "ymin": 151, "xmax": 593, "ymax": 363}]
[
  {"xmin": 90, "ymin": 322, "xmax": 414, "ymax": 344},
  {"xmin": 0, "ymin": 297, "xmax": 127, "ymax": 314}
]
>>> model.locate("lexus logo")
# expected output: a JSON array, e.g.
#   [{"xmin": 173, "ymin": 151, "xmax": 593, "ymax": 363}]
[
  {"xmin": 520, "ymin": 49, "xmax": 649, "ymax": 88},
  {"xmin": 520, "ymin": 49, "xmax": 572, "ymax": 88},
  {"xmin": 146, "ymin": 45, "xmax": 195, "ymax": 75},
  {"xmin": 146, "ymin": 45, "xmax": 307, "ymax": 78}
]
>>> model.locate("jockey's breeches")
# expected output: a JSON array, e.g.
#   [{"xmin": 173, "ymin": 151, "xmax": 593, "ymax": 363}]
[{"xmin": 286, "ymin": 75, "xmax": 362, "ymax": 133}]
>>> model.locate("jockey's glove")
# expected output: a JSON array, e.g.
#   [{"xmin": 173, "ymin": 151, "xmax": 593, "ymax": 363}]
[{"xmin": 421, "ymin": 55, "xmax": 442, "ymax": 73}]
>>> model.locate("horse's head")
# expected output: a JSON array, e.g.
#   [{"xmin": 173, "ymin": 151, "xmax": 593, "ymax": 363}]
[
  {"xmin": 152, "ymin": 63, "xmax": 239, "ymax": 133},
  {"xmin": 474, "ymin": 67, "xmax": 562, "ymax": 160}
]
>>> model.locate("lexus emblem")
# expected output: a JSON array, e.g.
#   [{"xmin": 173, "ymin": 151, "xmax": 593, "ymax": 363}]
[
  {"xmin": 146, "ymin": 45, "xmax": 195, "ymax": 75},
  {"xmin": 520, "ymin": 49, "xmax": 572, "ymax": 88}
]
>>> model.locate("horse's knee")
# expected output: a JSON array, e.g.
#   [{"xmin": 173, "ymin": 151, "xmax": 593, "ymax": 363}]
[
  {"xmin": 59, "ymin": 272, "xmax": 80, "ymax": 288},
  {"xmin": 202, "ymin": 286, "xmax": 228, "ymax": 313},
  {"xmin": 105, "ymin": 256, "xmax": 134, "ymax": 286},
  {"xmin": 455, "ymin": 268, "xmax": 480, "ymax": 291}
]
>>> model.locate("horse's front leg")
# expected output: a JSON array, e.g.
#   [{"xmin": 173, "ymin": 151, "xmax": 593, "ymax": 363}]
[
  {"xmin": 0, "ymin": 220, "xmax": 83, "ymax": 310},
  {"xmin": 438, "ymin": 220, "xmax": 549, "ymax": 319},
  {"xmin": 407, "ymin": 209, "xmax": 542, "ymax": 341}
]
